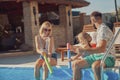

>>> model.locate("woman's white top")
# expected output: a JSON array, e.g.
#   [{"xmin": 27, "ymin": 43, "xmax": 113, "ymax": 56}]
[{"xmin": 37, "ymin": 35, "xmax": 55, "ymax": 54}]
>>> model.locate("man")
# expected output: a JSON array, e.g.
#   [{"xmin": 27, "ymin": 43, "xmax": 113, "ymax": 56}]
[{"xmin": 71, "ymin": 11, "xmax": 115, "ymax": 80}]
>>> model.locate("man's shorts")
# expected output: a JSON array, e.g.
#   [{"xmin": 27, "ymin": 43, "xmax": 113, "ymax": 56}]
[{"xmin": 84, "ymin": 54, "xmax": 115, "ymax": 67}]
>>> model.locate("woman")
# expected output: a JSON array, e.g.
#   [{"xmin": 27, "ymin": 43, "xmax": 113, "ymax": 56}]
[{"xmin": 34, "ymin": 21, "xmax": 57, "ymax": 80}]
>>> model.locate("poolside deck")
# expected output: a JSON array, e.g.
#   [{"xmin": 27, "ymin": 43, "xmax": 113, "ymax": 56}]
[
  {"xmin": 0, "ymin": 51, "xmax": 120, "ymax": 67},
  {"xmin": 0, "ymin": 51, "xmax": 69, "ymax": 67}
]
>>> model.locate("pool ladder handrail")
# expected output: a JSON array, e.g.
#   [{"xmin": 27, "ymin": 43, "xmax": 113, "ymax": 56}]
[{"xmin": 100, "ymin": 28, "xmax": 120, "ymax": 80}]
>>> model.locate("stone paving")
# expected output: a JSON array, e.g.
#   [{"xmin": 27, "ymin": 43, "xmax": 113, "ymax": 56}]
[{"xmin": 0, "ymin": 51, "xmax": 120, "ymax": 67}]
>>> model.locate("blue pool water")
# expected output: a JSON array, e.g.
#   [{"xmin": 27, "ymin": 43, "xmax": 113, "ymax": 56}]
[{"xmin": 0, "ymin": 66, "xmax": 119, "ymax": 80}]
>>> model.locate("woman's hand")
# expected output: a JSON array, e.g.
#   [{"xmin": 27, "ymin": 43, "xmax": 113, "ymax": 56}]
[
  {"xmin": 41, "ymin": 52, "xmax": 46, "ymax": 56},
  {"xmin": 48, "ymin": 53, "xmax": 52, "ymax": 58}
]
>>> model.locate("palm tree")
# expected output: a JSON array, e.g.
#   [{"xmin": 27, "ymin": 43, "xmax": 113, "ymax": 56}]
[
  {"xmin": 114, "ymin": 0, "xmax": 119, "ymax": 22},
  {"xmin": 118, "ymin": 7, "xmax": 120, "ymax": 21}
]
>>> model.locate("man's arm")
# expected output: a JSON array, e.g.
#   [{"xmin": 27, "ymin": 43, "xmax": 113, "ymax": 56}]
[{"xmin": 77, "ymin": 40, "xmax": 107, "ymax": 54}]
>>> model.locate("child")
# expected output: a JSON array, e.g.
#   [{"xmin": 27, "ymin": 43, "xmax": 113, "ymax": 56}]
[{"xmin": 69, "ymin": 32, "xmax": 93, "ymax": 61}]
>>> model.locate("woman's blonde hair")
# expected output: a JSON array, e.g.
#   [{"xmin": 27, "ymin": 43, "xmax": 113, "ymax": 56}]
[
  {"xmin": 39, "ymin": 21, "xmax": 52, "ymax": 36},
  {"xmin": 77, "ymin": 32, "xmax": 92, "ymax": 43}
]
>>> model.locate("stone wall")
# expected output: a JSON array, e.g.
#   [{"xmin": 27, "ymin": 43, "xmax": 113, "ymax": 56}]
[
  {"xmin": 72, "ymin": 16, "xmax": 82, "ymax": 36},
  {"xmin": 23, "ymin": 1, "xmax": 39, "ymax": 51},
  {"xmin": 72, "ymin": 13, "xmax": 88, "ymax": 37},
  {"xmin": 52, "ymin": 25, "xmax": 66, "ymax": 48}
]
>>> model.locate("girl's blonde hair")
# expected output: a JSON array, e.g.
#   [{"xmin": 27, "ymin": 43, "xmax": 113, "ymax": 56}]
[
  {"xmin": 77, "ymin": 32, "xmax": 92, "ymax": 43},
  {"xmin": 39, "ymin": 21, "xmax": 52, "ymax": 36}
]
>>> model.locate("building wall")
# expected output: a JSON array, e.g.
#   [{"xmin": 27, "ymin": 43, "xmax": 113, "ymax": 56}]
[
  {"xmin": 52, "ymin": 25, "xmax": 66, "ymax": 48},
  {"xmin": 72, "ymin": 16, "xmax": 81, "ymax": 36},
  {"xmin": 58, "ymin": 5, "xmax": 74, "ymax": 46},
  {"xmin": 84, "ymin": 15, "xmax": 90, "ymax": 24},
  {"xmin": 102, "ymin": 13, "xmax": 114, "ymax": 23},
  {"xmin": 23, "ymin": 1, "xmax": 40, "ymax": 51},
  {"xmin": 0, "ymin": 14, "xmax": 9, "ymax": 26},
  {"xmin": 72, "ymin": 13, "xmax": 87, "ymax": 37}
]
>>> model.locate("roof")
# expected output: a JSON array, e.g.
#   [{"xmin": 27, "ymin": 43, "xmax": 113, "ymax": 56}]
[
  {"xmin": 0, "ymin": 0, "xmax": 90, "ymax": 14},
  {"xmin": 0, "ymin": 0, "xmax": 90, "ymax": 8}
]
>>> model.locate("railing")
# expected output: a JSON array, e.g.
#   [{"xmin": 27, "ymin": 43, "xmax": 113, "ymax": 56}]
[{"xmin": 100, "ymin": 28, "xmax": 120, "ymax": 80}]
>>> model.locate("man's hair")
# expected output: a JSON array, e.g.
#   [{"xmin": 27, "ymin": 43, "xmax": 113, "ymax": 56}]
[{"xmin": 90, "ymin": 11, "xmax": 102, "ymax": 18}]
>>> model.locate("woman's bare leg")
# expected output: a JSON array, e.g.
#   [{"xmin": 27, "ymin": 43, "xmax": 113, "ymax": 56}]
[
  {"xmin": 42, "ymin": 58, "xmax": 57, "ymax": 80},
  {"xmin": 72, "ymin": 59, "xmax": 89, "ymax": 80},
  {"xmin": 34, "ymin": 59, "xmax": 44, "ymax": 80},
  {"xmin": 42, "ymin": 62, "xmax": 48, "ymax": 80}
]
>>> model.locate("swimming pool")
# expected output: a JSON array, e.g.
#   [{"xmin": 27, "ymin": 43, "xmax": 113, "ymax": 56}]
[{"xmin": 0, "ymin": 66, "xmax": 119, "ymax": 80}]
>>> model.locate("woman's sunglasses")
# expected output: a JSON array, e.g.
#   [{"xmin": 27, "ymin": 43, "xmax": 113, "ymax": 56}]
[{"xmin": 43, "ymin": 28, "xmax": 51, "ymax": 32}]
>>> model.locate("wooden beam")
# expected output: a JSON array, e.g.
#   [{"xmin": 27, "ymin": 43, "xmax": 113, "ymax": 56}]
[
  {"xmin": 0, "ymin": 0, "xmax": 89, "ymax": 8},
  {"xmin": 41, "ymin": 0, "xmax": 90, "ymax": 8}
]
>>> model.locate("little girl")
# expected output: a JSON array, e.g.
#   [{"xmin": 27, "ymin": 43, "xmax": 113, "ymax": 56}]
[{"xmin": 69, "ymin": 32, "xmax": 93, "ymax": 61}]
